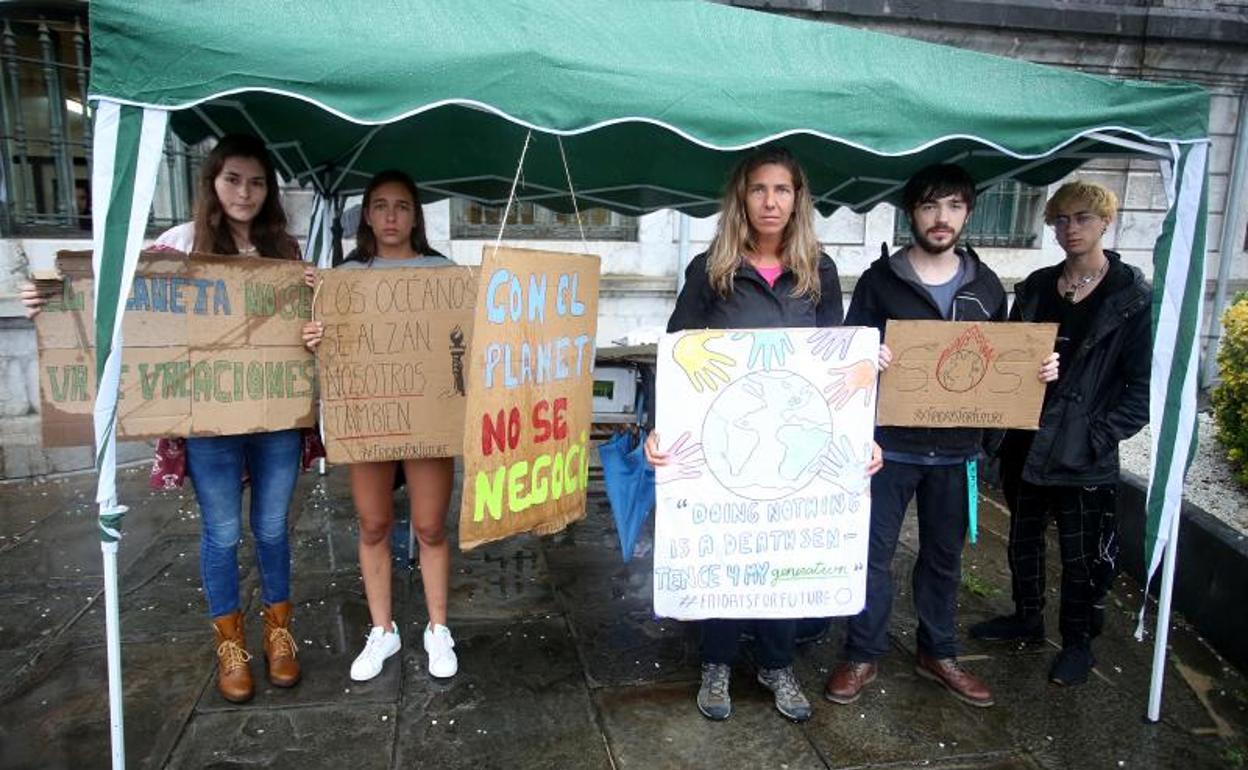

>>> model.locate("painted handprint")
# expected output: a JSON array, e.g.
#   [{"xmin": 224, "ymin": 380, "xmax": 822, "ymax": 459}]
[
  {"xmin": 824, "ymin": 358, "xmax": 877, "ymax": 410},
  {"xmin": 655, "ymin": 431, "xmax": 706, "ymax": 485},
  {"xmin": 818, "ymin": 435, "xmax": 872, "ymax": 496},
  {"xmin": 732, "ymin": 330, "xmax": 794, "ymax": 370},
  {"xmin": 807, "ymin": 328, "xmax": 855, "ymax": 362},
  {"xmin": 672, "ymin": 331, "xmax": 736, "ymax": 393}
]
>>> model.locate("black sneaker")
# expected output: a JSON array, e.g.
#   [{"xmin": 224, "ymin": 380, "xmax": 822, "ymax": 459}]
[
  {"xmin": 1049, "ymin": 645, "xmax": 1096, "ymax": 686},
  {"xmin": 969, "ymin": 613, "xmax": 1044, "ymax": 643}
]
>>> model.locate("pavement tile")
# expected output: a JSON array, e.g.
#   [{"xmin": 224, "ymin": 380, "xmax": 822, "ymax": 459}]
[
  {"xmin": 594, "ymin": 679, "xmax": 827, "ymax": 770},
  {"xmin": 0, "ymin": 637, "xmax": 205, "ymax": 770},
  {"xmin": 165, "ymin": 704, "xmax": 397, "ymax": 770},
  {"xmin": 393, "ymin": 618, "xmax": 610, "ymax": 770}
]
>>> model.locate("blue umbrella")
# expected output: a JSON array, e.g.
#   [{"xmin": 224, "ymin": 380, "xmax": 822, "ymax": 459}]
[{"xmin": 598, "ymin": 429, "xmax": 655, "ymax": 563}]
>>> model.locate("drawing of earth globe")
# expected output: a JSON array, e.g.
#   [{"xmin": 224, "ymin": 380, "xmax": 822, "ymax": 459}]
[{"xmin": 701, "ymin": 370, "xmax": 833, "ymax": 500}]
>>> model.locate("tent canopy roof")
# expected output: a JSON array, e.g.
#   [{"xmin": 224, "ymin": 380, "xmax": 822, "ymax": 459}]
[{"xmin": 89, "ymin": 0, "xmax": 1210, "ymax": 215}]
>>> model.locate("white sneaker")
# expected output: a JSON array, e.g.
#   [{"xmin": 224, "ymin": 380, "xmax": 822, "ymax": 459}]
[
  {"xmin": 349, "ymin": 622, "xmax": 401, "ymax": 682},
  {"xmin": 423, "ymin": 623, "xmax": 457, "ymax": 678}
]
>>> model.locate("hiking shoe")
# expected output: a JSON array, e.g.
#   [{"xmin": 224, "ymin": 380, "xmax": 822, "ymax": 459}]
[
  {"xmin": 757, "ymin": 666, "xmax": 812, "ymax": 722},
  {"xmin": 824, "ymin": 661, "xmax": 877, "ymax": 704},
  {"xmin": 1049, "ymin": 645, "xmax": 1095, "ymax": 686},
  {"xmin": 350, "ymin": 622, "xmax": 401, "ymax": 682},
  {"xmin": 423, "ymin": 623, "xmax": 458, "ymax": 678},
  {"xmin": 697, "ymin": 663, "xmax": 732, "ymax": 720},
  {"xmin": 969, "ymin": 613, "xmax": 1044, "ymax": 643}
]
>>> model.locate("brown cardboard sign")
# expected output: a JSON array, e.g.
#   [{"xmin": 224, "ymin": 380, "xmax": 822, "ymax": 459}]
[
  {"xmin": 313, "ymin": 266, "xmax": 477, "ymax": 464},
  {"xmin": 459, "ymin": 247, "xmax": 601, "ymax": 550},
  {"xmin": 35, "ymin": 250, "xmax": 316, "ymax": 446},
  {"xmin": 877, "ymin": 320, "xmax": 1058, "ymax": 429}
]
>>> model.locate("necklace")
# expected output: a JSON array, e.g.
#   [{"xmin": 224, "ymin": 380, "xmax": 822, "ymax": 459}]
[{"xmin": 1060, "ymin": 259, "xmax": 1107, "ymax": 303}]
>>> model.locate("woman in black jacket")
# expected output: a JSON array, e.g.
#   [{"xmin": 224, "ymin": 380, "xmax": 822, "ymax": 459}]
[{"xmin": 645, "ymin": 146, "xmax": 882, "ymax": 723}]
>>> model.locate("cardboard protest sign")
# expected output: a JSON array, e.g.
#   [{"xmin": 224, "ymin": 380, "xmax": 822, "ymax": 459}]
[
  {"xmin": 313, "ymin": 266, "xmax": 477, "ymax": 463},
  {"xmin": 36, "ymin": 250, "xmax": 316, "ymax": 446},
  {"xmin": 459, "ymin": 247, "xmax": 600, "ymax": 550},
  {"xmin": 877, "ymin": 320, "xmax": 1058, "ymax": 429},
  {"xmin": 653, "ymin": 327, "xmax": 879, "ymax": 620}
]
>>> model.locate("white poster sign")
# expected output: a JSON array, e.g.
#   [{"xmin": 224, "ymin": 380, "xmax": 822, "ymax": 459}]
[{"xmin": 653, "ymin": 327, "xmax": 879, "ymax": 620}]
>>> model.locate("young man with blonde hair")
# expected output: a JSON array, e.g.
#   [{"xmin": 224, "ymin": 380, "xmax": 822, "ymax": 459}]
[{"xmin": 971, "ymin": 180, "xmax": 1150, "ymax": 686}]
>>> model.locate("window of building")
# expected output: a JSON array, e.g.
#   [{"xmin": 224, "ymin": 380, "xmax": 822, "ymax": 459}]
[
  {"xmin": 893, "ymin": 179, "xmax": 1043, "ymax": 249},
  {"xmin": 0, "ymin": 14, "xmax": 204, "ymax": 237},
  {"xmin": 451, "ymin": 199, "xmax": 637, "ymax": 241}
]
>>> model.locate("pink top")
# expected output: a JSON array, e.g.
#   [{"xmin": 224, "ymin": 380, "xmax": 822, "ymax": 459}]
[{"xmin": 754, "ymin": 263, "xmax": 784, "ymax": 287}]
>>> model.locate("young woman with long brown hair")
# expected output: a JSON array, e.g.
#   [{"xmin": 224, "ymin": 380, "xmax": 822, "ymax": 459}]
[
  {"xmin": 23, "ymin": 134, "xmax": 308, "ymax": 704},
  {"xmin": 302, "ymin": 170, "xmax": 458, "ymax": 682}
]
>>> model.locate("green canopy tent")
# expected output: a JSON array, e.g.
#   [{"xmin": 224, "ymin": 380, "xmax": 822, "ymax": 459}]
[{"xmin": 86, "ymin": 0, "xmax": 1209, "ymax": 765}]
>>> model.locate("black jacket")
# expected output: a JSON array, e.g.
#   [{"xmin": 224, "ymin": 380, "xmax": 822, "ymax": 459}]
[
  {"xmin": 1000, "ymin": 251, "xmax": 1150, "ymax": 486},
  {"xmin": 666, "ymin": 252, "xmax": 844, "ymax": 332},
  {"xmin": 845, "ymin": 245, "xmax": 1008, "ymax": 457}
]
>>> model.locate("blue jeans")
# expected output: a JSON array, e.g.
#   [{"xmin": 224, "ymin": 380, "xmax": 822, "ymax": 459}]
[{"xmin": 186, "ymin": 429, "xmax": 301, "ymax": 618}]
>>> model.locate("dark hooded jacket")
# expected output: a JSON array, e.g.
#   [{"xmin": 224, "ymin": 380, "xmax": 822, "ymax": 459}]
[
  {"xmin": 666, "ymin": 251, "xmax": 843, "ymax": 332},
  {"xmin": 999, "ymin": 250, "xmax": 1150, "ymax": 485}
]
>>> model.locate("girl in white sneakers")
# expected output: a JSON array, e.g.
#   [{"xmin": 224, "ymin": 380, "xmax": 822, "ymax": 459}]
[{"xmin": 302, "ymin": 170, "xmax": 458, "ymax": 682}]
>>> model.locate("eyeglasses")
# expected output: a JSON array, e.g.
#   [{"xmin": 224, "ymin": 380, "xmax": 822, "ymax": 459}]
[{"xmin": 1051, "ymin": 212, "xmax": 1103, "ymax": 230}]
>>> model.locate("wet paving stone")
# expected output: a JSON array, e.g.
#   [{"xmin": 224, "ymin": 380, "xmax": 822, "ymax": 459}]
[
  {"xmin": 4, "ymin": 464, "xmax": 1247, "ymax": 769},
  {"xmin": 394, "ymin": 618, "xmax": 610, "ymax": 770},
  {"xmin": 594, "ymin": 679, "xmax": 827, "ymax": 770},
  {"xmin": 166, "ymin": 704, "xmax": 396, "ymax": 770},
  {"xmin": 0, "ymin": 637, "xmax": 205, "ymax": 770}
]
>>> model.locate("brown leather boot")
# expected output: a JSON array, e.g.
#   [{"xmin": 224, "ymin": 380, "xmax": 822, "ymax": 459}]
[
  {"xmin": 916, "ymin": 652, "xmax": 994, "ymax": 707},
  {"xmin": 212, "ymin": 611, "xmax": 253, "ymax": 703},
  {"xmin": 262, "ymin": 601, "xmax": 301, "ymax": 688},
  {"xmin": 823, "ymin": 661, "xmax": 877, "ymax": 704}
]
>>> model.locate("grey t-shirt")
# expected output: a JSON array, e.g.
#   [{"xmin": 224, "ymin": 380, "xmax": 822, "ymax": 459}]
[
  {"xmin": 336, "ymin": 254, "xmax": 454, "ymax": 269},
  {"xmin": 923, "ymin": 258, "xmax": 965, "ymax": 320}
]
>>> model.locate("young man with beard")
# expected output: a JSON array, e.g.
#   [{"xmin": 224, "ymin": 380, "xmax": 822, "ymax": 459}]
[
  {"xmin": 970, "ymin": 181, "xmax": 1149, "ymax": 686},
  {"xmin": 824, "ymin": 164, "xmax": 1059, "ymax": 708}
]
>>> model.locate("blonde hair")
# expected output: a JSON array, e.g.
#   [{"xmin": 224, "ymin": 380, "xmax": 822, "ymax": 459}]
[
  {"xmin": 706, "ymin": 147, "xmax": 822, "ymax": 301},
  {"xmin": 1044, "ymin": 181, "xmax": 1119, "ymax": 224}
]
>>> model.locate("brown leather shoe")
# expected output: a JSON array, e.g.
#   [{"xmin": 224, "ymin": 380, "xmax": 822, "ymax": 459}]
[
  {"xmin": 212, "ymin": 611, "xmax": 253, "ymax": 703},
  {"xmin": 262, "ymin": 601, "xmax": 301, "ymax": 688},
  {"xmin": 823, "ymin": 661, "xmax": 877, "ymax": 704},
  {"xmin": 915, "ymin": 652, "xmax": 994, "ymax": 707}
]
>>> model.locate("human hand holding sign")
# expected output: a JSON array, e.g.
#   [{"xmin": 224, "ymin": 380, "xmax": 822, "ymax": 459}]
[
  {"xmin": 1039, "ymin": 351, "xmax": 1059, "ymax": 382},
  {"xmin": 824, "ymin": 359, "xmax": 877, "ymax": 410},
  {"xmin": 644, "ymin": 430, "xmax": 706, "ymax": 484},
  {"xmin": 732, "ymin": 330, "xmax": 794, "ymax": 370},
  {"xmin": 672, "ymin": 331, "xmax": 736, "ymax": 392}
]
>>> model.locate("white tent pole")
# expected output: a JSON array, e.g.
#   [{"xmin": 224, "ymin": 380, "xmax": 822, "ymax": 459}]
[
  {"xmin": 1147, "ymin": 508, "xmax": 1182, "ymax": 721},
  {"xmin": 102, "ymin": 539, "xmax": 124, "ymax": 767},
  {"xmin": 1139, "ymin": 140, "xmax": 1209, "ymax": 723},
  {"xmin": 90, "ymin": 100, "xmax": 170, "ymax": 770}
]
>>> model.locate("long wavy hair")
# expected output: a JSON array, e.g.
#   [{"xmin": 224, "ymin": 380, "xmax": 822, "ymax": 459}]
[
  {"xmin": 706, "ymin": 146, "xmax": 821, "ymax": 301},
  {"xmin": 191, "ymin": 134, "xmax": 299, "ymax": 260},
  {"xmin": 354, "ymin": 169, "xmax": 434, "ymax": 264}
]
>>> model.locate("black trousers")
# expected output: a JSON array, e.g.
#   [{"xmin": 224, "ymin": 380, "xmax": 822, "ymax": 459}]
[
  {"xmin": 844, "ymin": 461, "xmax": 968, "ymax": 661},
  {"xmin": 700, "ymin": 619, "xmax": 796, "ymax": 669},
  {"xmin": 1003, "ymin": 469, "xmax": 1120, "ymax": 646}
]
